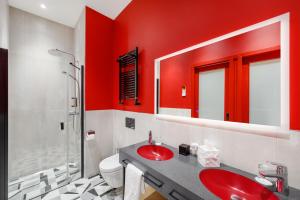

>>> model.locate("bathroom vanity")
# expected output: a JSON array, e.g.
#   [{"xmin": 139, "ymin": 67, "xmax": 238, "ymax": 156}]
[{"xmin": 119, "ymin": 142, "xmax": 300, "ymax": 200}]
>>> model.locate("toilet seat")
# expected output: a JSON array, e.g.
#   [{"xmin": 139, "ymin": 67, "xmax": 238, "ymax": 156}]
[{"xmin": 99, "ymin": 154, "xmax": 122, "ymax": 173}]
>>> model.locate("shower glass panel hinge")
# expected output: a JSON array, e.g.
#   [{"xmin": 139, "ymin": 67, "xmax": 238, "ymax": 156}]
[{"xmin": 71, "ymin": 97, "xmax": 78, "ymax": 107}]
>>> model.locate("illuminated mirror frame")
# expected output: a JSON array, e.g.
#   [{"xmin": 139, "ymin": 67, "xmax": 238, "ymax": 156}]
[{"xmin": 154, "ymin": 13, "xmax": 290, "ymax": 139}]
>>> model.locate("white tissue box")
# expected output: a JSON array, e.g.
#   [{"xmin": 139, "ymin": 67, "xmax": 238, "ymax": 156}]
[
  {"xmin": 197, "ymin": 145, "xmax": 220, "ymax": 167},
  {"xmin": 198, "ymin": 157, "xmax": 220, "ymax": 167}
]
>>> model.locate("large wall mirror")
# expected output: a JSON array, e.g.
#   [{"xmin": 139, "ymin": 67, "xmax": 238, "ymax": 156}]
[{"xmin": 155, "ymin": 14, "xmax": 290, "ymax": 137}]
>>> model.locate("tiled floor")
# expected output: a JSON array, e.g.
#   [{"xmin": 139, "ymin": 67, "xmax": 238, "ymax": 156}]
[
  {"xmin": 8, "ymin": 164, "xmax": 81, "ymax": 200},
  {"xmin": 9, "ymin": 146, "xmax": 79, "ymax": 180},
  {"xmin": 8, "ymin": 165, "xmax": 123, "ymax": 200},
  {"xmin": 38, "ymin": 176, "xmax": 123, "ymax": 200}
]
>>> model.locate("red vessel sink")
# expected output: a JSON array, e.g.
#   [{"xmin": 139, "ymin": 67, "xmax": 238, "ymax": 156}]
[
  {"xmin": 137, "ymin": 145, "xmax": 174, "ymax": 161},
  {"xmin": 200, "ymin": 169, "xmax": 279, "ymax": 200}
]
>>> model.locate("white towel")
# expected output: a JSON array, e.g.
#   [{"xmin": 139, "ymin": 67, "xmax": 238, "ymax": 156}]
[{"xmin": 124, "ymin": 163, "xmax": 144, "ymax": 200}]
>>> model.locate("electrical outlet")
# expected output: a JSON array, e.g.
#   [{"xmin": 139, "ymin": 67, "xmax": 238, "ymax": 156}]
[{"xmin": 125, "ymin": 117, "xmax": 135, "ymax": 129}]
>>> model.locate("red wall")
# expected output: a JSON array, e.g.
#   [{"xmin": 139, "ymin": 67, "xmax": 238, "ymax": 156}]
[
  {"xmin": 160, "ymin": 23, "xmax": 280, "ymax": 109},
  {"xmin": 111, "ymin": 0, "xmax": 300, "ymax": 130},
  {"xmin": 85, "ymin": 1, "xmax": 300, "ymax": 130},
  {"xmin": 85, "ymin": 7, "xmax": 114, "ymax": 110}
]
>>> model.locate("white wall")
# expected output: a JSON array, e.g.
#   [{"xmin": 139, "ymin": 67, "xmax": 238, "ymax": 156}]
[
  {"xmin": 87, "ymin": 109, "xmax": 300, "ymax": 189},
  {"xmin": 85, "ymin": 110, "xmax": 114, "ymax": 177},
  {"xmin": 74, "ymin": 9, "xmax": 85, "ymax": 70},
  {"xmin": 0, "ymin": 0, "xmax": 9, "ymax": 49},
  {"xmin": 8, "ymin": 7, "xmax": 76, "ymax": 180}
]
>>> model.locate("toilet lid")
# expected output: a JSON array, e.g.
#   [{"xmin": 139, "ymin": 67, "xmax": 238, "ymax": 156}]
[{"xmin": 99, "ymin": 154, "xmax": 122, "ymax": 173}]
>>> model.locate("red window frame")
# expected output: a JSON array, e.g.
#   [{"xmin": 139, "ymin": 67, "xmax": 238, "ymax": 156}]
[
  {"xmin": 191, "ymin": 46, "xmax": 280, "ymax": 123},
  {"xmin": 191, "ymin": 57, "xmax": 236, "ymax": 121}
]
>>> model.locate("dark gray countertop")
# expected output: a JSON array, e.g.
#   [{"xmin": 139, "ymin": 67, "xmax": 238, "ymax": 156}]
[{"xmin": 119, "ymin": 141, "xmax": 300, "ymax": 200}]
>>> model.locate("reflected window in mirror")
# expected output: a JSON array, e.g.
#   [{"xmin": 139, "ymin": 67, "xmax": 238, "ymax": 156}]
[
  {"xmin": 193, "ymin": 62, "xmax": 230, "ymax": 121},
  {"xmin": 247, "ymin": 58, "xmax": 280, "ymax": 126},
  {"xmin": 198, "ymin": 67, "xmax": 225, "ymax": 121}
]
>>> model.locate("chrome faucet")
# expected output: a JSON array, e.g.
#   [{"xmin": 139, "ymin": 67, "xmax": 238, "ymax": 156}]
[
  {"xmin": 258, "ymin": 161, "xmax": 289, "ymax": 195},
  {"xmin": 148, "ymin": 131, "xmax": 153, "ymax": 144}
]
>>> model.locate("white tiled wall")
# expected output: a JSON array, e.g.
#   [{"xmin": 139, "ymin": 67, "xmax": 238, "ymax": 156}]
[
  {"xmin": 74, "ymin": 9, "xmax": 85, "ymax": 69},
  {"xmin": 0, "ymin": 0, "xmax": 9, "ymax": 49},
  {"xmin": 88, "ymin": 109, "xmax": 300, "ymax": 189},
  {"xmin": 8, "ymin": 7, "xmax": 77, "ymax": 180},
  {"xmin": 85, "ymin": 110, "xmax": 114, "ymax": 178}
]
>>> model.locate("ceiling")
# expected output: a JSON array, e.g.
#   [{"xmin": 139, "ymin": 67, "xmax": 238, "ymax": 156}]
[{"xmin": 8, "ymin": 0, "xmax": 132, "ymax": 27}]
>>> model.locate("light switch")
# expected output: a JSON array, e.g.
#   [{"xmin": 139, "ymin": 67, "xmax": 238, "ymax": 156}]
[{"xmin": 182, "ymin": 85, "xmax": 186, "ymax": 97}]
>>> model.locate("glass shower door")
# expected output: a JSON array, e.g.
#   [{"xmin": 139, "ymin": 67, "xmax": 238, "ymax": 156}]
[
  {"xmin": 63, "ymin": 67, "xmax": 81, "ymax": 185},
  {"xmin": 8, "ymin": 52, "xmax": 81, "ymax": 200}
]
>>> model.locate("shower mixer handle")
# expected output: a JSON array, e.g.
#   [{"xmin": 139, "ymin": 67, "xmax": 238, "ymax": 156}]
[
  {"xmin": 71, "ymin": 97, "xmax": 78, "ymax": 107},
  {"xmin": 69, "ymin": 62, "xmax": 81, "ymax": 70},
  {"xmin": 60, "ymin": 122, "xmax": 64, "ymax": 131}
]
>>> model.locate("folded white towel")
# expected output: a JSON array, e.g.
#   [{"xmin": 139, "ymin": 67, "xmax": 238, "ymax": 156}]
[
  {"xmin": 124, "ymin": 163, "xmax": 144, "ymax": 200},
  {"xmin": 197, "ymin": 144, "xmax": 220, "ymax": 167}
]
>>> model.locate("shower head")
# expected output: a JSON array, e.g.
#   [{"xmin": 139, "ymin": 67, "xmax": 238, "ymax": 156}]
[
  {"xmin": 48, "ymin": 49, "xmax": 80, "ymax": 70},
  {"xmin": 48, "ymin": 49, "xmax": 67, "ymax": 57}
]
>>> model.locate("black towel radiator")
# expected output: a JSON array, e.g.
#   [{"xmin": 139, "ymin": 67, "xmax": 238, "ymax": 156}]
[{"xmin": 117, "ymin": 47, "xmax": 140, "ymax": 105}]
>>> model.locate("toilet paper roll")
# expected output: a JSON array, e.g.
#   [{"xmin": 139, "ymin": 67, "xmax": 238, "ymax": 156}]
[{"xmin": 86, "ymin": 130, "xmax": 95, "ymax": 141}]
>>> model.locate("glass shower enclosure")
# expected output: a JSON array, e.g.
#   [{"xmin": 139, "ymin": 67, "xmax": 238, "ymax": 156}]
[{"xmin": 8, "ymin": 48, "xmax": 82, "ymax": 199}]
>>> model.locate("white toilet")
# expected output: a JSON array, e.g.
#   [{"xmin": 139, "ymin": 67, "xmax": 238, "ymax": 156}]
[{"xmin": 99, "ymin": 153, "xmax": 123, "ymax": 188}]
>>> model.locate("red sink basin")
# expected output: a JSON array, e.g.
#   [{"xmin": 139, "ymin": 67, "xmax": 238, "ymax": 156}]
[
  {"xmin": 200, "ymin": 169, "xmax": 279, "ymax": 200},
  {"xmin": 137, "ymin": 145, "xmax": 174, "ymax": 161}
]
